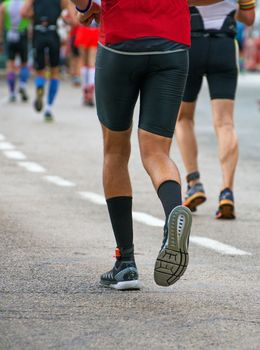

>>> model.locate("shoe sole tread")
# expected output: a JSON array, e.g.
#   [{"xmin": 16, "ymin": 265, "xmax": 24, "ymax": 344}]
[{"xmin": 154, "ymin": 206, "xmax": 192, "ymax": 287}]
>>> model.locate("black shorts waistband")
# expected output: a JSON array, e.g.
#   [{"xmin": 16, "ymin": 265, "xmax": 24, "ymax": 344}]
[
  {"xmin": 34, "ymin": 25, "xmax": 57, "ymax": 33},
  {"xmin": 191, "ymin": 32, "xmax": 235, "ymax": 39}
]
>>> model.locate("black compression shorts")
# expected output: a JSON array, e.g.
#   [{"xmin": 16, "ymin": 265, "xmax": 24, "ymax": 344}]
[
  {"xmin": 33, "ymin": 31, "xmax": 60, "ymax": 70},
  {"xmin": 6, "ymin": 31, "xmax": 28, "ymax": 63},
  {"xmin": 183, "ymin": 36, "xmax": 238, "ymax": 102},
  {"xmin": 95, "ymin": 45, "xmax": 188, "ymax": 138}
]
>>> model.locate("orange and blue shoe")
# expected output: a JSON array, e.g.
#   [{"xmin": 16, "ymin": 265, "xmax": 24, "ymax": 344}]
[
  {"xmin": 183, "ymin": 182, "xmax": 207, "ymax": 212},
  {"xmin": 216, "ymin": 188, "xmax": 235, "ymax": 220},
  {"xmin": 100, "ymin": 247, "xmax": 141, "ymax": 290}
]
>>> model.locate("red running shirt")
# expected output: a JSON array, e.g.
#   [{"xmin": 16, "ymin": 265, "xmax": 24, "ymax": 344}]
[{"xmin": 99, "ymin": 0, "xmax": 191, "ymax": 47}]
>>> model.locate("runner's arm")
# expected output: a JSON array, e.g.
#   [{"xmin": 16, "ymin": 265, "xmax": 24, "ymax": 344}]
[
  {"xmin": 20, "ymin": 0, "xmax": 34, "ymax": 19},
  {"xmin": 62, "ymin": 0, "xmax": 78, "ymax": 25},
  {"xmin": 69, "ymin": 1, "xmax": 101, "ymax": 26},
  {"xmin": 236, "ymin": 0, "xmax": 255, "ymax": 26}
]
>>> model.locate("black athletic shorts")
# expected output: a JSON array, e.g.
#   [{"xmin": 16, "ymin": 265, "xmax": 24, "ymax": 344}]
[
  {"xmin": 183, "ymin": 36, "xmax": 238, "ymax": 102},
  {"xmin": 6, "ymin": 31, "xmax": 28, "ymax": 63},
  {"xmin": 95, "ymin": 45, "xmax": 188, "ymax": 138},
  {"xmin": 33, "ymin": 31, "xmax": 60, "ymax": 70}
]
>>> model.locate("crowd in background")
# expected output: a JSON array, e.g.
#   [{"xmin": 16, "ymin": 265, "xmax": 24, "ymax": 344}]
[{"xmin": 0, "ymin": 1, "xmax": 259, "ymax": 82}]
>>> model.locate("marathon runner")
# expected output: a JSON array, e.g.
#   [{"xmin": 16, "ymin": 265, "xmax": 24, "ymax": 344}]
[
  {"xmin": 70, "ymin": 0, "xmax": 223, "ymax": 290},
  {"xmin": 75, "ymin": 18, "xmax": 99, "ymax": 106},
  {"xmin": 176, "ymin": 0, "xmax": 255, "ymax": 219},
  {"xmin": 69, "ymin": 24, "xmax": 81, "ymax": 86},
  {"xmin": 0, "ymin": 0, "xmax": 30, "ymax": 102},
  {"xmin": 21, "ymin": 0, "xmax": 76, "ymax": 121}
]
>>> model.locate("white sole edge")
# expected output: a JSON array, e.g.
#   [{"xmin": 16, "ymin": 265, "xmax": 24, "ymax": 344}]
[{"xmin": 110, "ymin": 280, "xmax": 141, "ymax": 290}]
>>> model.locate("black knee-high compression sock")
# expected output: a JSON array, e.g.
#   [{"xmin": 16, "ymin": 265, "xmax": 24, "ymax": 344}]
[
  {"xmin": 157, "ymin": 180, "xmax": 182, "ymax": 222},
  {"xmin": 106, "ymin": 196, "xmax": 133, "ymax": 252}
]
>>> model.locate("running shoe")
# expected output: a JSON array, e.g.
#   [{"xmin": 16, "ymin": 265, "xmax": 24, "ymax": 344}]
[
  {"xmin": 183, "ymin": 182, "xmax": 207, "ymax": 212},
  {"xmin": 83, "ymin": 85, "xmax": 95, "ymax": 107},
  {"xmin": 9, "ymin": 95, "xmax": 16, "ymax": 103},
  {"xmin": 34, "ymin": 88, "xmax": 44, "ymax": 112},
  {"xmin": 216, "ymin": 188, "xmax": 235, "ymax": 220},
  {"xmin": 154, "ymin": 205, "xmax": 192, "ymax": 287},
  {"xmin": 72, "ymin": 76, "xmax": 81, "ymax": 87},
  {"xmin": 44, "ymin": 111, "xmax": 54, "ymax": 122},
  {"xmin": 19, "ymin": 87, "xmax": 29, "ymax": 102},
  {"xmin": 100, "ymin": 247, "xmax": 141, "ymax": 290}
]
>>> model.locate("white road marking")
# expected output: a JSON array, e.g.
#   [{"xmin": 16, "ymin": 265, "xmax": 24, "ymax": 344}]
[
  {"xmin": 78, "ymin": 191, "xmax": 251, "ymax": 256},
  {"xmin": 0, "ymin": 134, "xmax": 6, "ymax": 141},
  {"xmin": 78, "ymin": 191, "xmax": 106, "ymax": 205},
  {"xmin": 18, "ymin": 161, "xmax": 46, "ymax": 173},
  {"xmin": 44, "ymin": 176, "xmax": 76, "ymax": 187},
  {"xmin": 0, "ymin": 97, "xmax": 9, "ymax": 105},
  {"xmin": 190, "ymin": 236, "xmax": 252, "ymax": 256},
  {"xmin": 133, "ymin": 212, "xmax": 164, "ymax": 227},
  {"xmin": 3, "ymin": 150, "xmax": 27, "ymax": 160},
  {"xmin": 238, "ymin": 74, "xmax": 260, "ymax": 87},
  {"xmin": 0, "ymin": 142, "xmax": 16, "ymax": 151}
]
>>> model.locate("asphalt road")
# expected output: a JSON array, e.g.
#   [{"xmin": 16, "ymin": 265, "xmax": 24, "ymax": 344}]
[{"xmin": 0, "ymin": 74, "xmax": 259, "ymax": 350}]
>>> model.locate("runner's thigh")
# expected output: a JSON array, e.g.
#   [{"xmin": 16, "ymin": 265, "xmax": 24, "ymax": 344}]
[
  {"xmin": 207, "ymin": 37, "xmax": 238, "ymax": 100},
  {"xmin": 95, "ymin": 45, "xmax": 142, "ymax": 131},
  {"xmin": 183, "ymin": 37, "xmax": 208, "ymax": 102},
  {"xmin": 139, "ymin": 50, "xmax": 188, "ymax": 138},
  {"xmin": 33, "ymin": 33, "xmax": 46, "ymax": 70},
  {"xmin": 48, "ymin": 33, "xmax": 60, "ymax": 68}
]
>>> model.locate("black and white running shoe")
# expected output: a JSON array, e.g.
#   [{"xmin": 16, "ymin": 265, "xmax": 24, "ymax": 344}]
[
  {"xmin": 44, "ymin": 111, "xmax": 54, "ymax": 122},
  {"xmin": 19, "ymin": 87, "xmax": 29, "ymax": 102},
  {"xmin": 154, "ymin": 205, "xmax": 192, "ymax": 287},
  {"xmin": 34, "ymin": 87, "xmax": 44, "ymax": 112},
  {"xmin": 100, "ymin": 247, "xmax": 141, "ymax": 290}
]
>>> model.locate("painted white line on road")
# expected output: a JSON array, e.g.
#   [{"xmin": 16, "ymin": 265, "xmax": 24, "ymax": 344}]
[
  {"xmin": 78, "ymin": 191, "xmax": 252, "ymax": 256},
  {"xmin": 79, "ymin": 191, "xmax": 106, "ymax": 205},
  {"xmin": 18, "ymin": 162, "xmax": 46, "ymax": 173},
  {"xmin": 0, "ymin": 142, "xmax": 15, "ymax": 151},
  {"xmin": 190, "ymin": 236, "xmax": 252, "ymax": 256},
  {"xmin": 238, "ymin": 74, "xmax": 260, "ymax": 87},
  {"xmin": 44, "ymin": 176, "xmax": 76, "ymax": 187},
  {"xmin": 0, "ymin": 134, "xmax": 6, "ymax": 141},
  {"xmin": 133, "ymin": 212, "xmax": 164, "ymax": 227},
  {"xmin": 3, "ymin": 150, "xmax": 27, "ymax": 160},
  {"xmin": 0, "ymin": 97, "xmax": 9, "ymax": 105}
]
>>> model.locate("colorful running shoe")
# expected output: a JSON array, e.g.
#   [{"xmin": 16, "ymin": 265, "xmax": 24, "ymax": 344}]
[
  {"xmin": 100, "ymin": 247, "xmax": 141, "ymax": 290},
  {"xmin": 34, "ymin": 87, "xmax": 44, "ymax": 112},
  {"xmin": 19, "ymin": 87, "xmax": 29, "ymax": 102},
  {"xmin": 183, "ymin": 182, "xmax": 207, "ymax": 212},
  {"xmin": 154, "ymin": 205, "xmax": 192, "ymax": 287},
  {"xmin": 216, "ymin": 188, "xmax": 235, "ymax": 219}
]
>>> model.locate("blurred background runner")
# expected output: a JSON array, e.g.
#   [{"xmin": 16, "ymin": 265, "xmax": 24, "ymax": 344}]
[
  {"xmin": 74, "ymin": 18, "xmax": 99, "ymax": 106},
  {"xmin": 176, "ymin": 0, "xmax": 256, "ymax": 220},
  {"xmin": 0, "ymin": 0, "xmax": 30, "ymax": 102},
  {"xmin": 21, "ymin": 0, "xmax": 76, "ymax": 122}
]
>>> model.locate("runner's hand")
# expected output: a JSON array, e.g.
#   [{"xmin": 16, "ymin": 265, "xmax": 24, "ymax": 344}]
[{"xmin": 77, "ymin": 1, "xmax": 101, "ymax": 26}]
